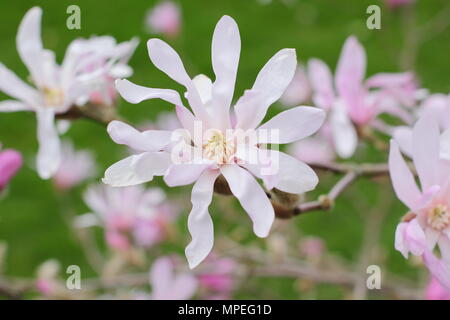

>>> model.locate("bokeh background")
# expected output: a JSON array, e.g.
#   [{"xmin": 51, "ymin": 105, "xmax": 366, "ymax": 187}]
[{"xmin": 0, "ymin": 0, "xmax": 449, "ymax": 299}]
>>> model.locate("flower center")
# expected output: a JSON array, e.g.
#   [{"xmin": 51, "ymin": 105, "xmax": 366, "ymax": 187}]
[
  {"xmin": 43, "ymin": 87, "xmax": 64, "ymax": 107},
  {"xmin": 427, "ymin": 204, "xmax": 450, "ymax": 232},
  {"xmin": 202, "ymin": 130, "xmax": 235, "ymax": 164}
]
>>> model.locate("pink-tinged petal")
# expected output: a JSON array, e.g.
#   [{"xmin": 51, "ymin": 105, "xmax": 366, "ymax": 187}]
[
  {"xmin": 234, "ymin": 90, "xmax": 265, "ymax": 130},
  {"xmin": 287, "ymin": 135, "xmax": 335, "ymax": 165},
  {"xmin": 150, "ymin": 257, "xmax": 174, "ymax": 299},
  {"xmin": 425, "ymin": 277, "xmax": 450, "ymax": 300},
  {"xmin": 0, "ymin": 63, "xmax": 39, "ymax": 107},
  {"xmin": 147, "ymin": 39, "xmax": 209, "ymax": 122},
  {"xmin": 389, "ymin": 140, "xmax": 422, "ymax": 210},
  {"xmin": 16, "ymin": 7, "xmax": 44, "ymax": 86},
  {"xmin": 185, "ymin": 169, "xmax": 219, "ymax": 269},
  {"xmin": 170, "ymin": 273, "xmax": 198, "ymax": 300},
  {"xmin": 250, "ymin": 49, "xmax": 297, "ymax": 125},
  {"xmin": 107, "ymin": 120, "xmax": 172, "ymax": 152},
  {"xmin": 412, "ymin": 115, "xmax": 440, "ymax": 191},
  {"xmin": 164, "ymin": 163, "xmax": 209, "ymax": 187},
  {"xmin": 393, "ymin": 126, "xmax": 413, "ymax": 158},
  {"xmin": 211, "ymin": 16, "xmax": 240, "ymax": 128},
  {"xmin": 280, "ymin": 66, "xmax": 311, "ymax": 107},
  {"xmin": 192, "ymin": 74, "xmax": 212, "ymax": 104},
  {"xmin": 221, "ymin": 165, "xmax": 274, "ymax": 237},
  {"xmin": 145, "ymin": 1, "xmax": 181, "ymax": 38},
  {"xmin": 175, "ymin": 105, "xmax": 196, "ymax": 136},
  {"xmin": 366, "ymin": 72, "xmax": 415, "ymax": 89},
  {"xmin": 262, "ymin": 150, "xmax": 319, "ymax": 194},
  {"xmin": 425, "ymin": 227, "xmax": 440, "ymax": 251},
  {"xmin": 395, "ymin": 222, "xmax": 409, "ymax": 258},
  {"xmin": 405, "ymin": 219, "xmax": 427, "ymax": 256},
  {"xmin": 0, "ymin": 149, "xmax": 22, "ymax": 190},
  {"xmin": 423, "ymin": 250, "xmax": 450, "ymax": 291},
  {"xmin": 330, "ymin": 104, "xmax": 358, "ymax": 158},
  {"xmin": 36, "ymin": 110, "xmax": 61, "ymax": 179},
  {"xmin": 440, "ymin": 129, "xmax": 450, "ymax": 161},
  {"xmin": 335, "ymin": 36, "xmax": 366, "ymax": 100},
  {"xmin": 115, "ymin": 79, "xmax": 183, "ymax": 106},
  {"xmin": 257, "ymin": 106, "xmax": 325, "ymax": 144},
  {"xmin": 102, "ymin": 152, "xmax": 170, "ymax": 187},
  {"xmin": 0, "ymin": 100, "xmax": 31, "ymax": 112},
  {"xmin": 307, "ymin": 58, "xmax": 335, "ymax": 109},
  {"xmin": 438, "ymin": 236, "xmax": 450, "ymax": 266}
]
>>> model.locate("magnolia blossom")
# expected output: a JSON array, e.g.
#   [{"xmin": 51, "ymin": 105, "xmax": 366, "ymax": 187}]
[
  {"xmin": 145, "ymin": 1, "xmax": 181, "ymax": 38},
  {"xmin": 0, "ymin": 7, "xmax": 136, "ymax": 179},
  {"xmin": 53, "ymin": 141, "xmax": 96, "ymax": 190},
  {"xmin": 425, "ymin": 277, "xmax": 450, "ymax": 300},
  {"xmin": 79, "ymin": 184, "xmax": 176, "ymax": 250},
  {"xmin": 104, "ymin": 16, "xmax": 325, "ymax": 268},
  {"xmin": 0, "ymin": 146, "xmax": 22, "ymax": 191},
  {"xmin": 149, "ymin": 256, "xmax": 198, "ymax": 300},
  {"xmin": 308, "ymin": 36, "xmax": 416, "ymax": 158},
  {"xmin": 280, "ymin": 65, "xmax": 311, "ymax": 107},
  {"xmin": 389, "ymin": 115, "xmax": 450, "ymax": 289}
]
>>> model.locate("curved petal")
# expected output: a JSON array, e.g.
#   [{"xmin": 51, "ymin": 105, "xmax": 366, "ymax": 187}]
[
  {"xmin": 147, "ymin": 39, "xmax": 209, "ymax": 122},
  {"xmin": 234, "ymin": 89, "xmax": 265, "ymax": 130},
  {"xmin": 250, "ymin": 48, "xmax": 297, "ymax": 126},
  {"xmin": 257, "ymin": 106, "xmax": 325, "ymax": 144},
  {"xmin": 0, "ymin": 100, "xmax": 31, "ymax": 112},
  {"xmin": 102, "ymin": 151, "xmax": 170, "ymax": 187},
  {"xmin": 393, "ymin": 126, "xmax": 413, "ymax": 158},
  {"xmin": 330, "ymin": 104, "xmax": 358, "ymax": 158},
  {"xmin": 389, "ymin": 140, "xmax": 422, "ymax": 210},
  {"xmin": 307, "ymin": 58, "xmax": 335, "ymax": 109},
  {"xmin": 164, "ymin": 163, "xmax": 209, "ymax": 187},
  {"xmin": 413, "ymin": 115, "xmax": 440, "ymax": 191},
  {"xmin": 17, "ymin": 7, "xmax": 44, "ymax": 86},
  {"xmin": 115, "ymin": 79, "xmax": 183, "ymax": 106},
  {"xmin": 335, "ymin": 36, "xmax": 366, "ymax": 99},
  {"xmin": 185, "ymin": 169, "xmax": 219, "ymax": 269},
  {"xmin": 107, "ymin": 120, "xmax": 172, "ymax": 152},
  {"xmin": 423, "ymin": 250, "xmax": 450, "ymax": 291},
  {"xmin": 221, "ymin": 164, "xmax": 274, "ymax": 237},
  {"xmin": 211, "ymin": 15, "xmax": 240, "ymax": 128},
  {"xmin": 0, "ymin": 63, "xmax": 39, "ymax": 107},
  {"xmin": 36, "ymin": 110, "xmax": 61, "ymax": 179}
]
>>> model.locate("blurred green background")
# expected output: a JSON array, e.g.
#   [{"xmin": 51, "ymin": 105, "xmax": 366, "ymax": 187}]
[{"xmin": 0, "ymin": 0, "xmax": 449, "ymax": 299}]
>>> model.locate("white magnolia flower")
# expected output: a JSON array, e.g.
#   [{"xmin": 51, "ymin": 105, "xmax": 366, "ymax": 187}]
[{"xmin": 103, "ymin": 16, "xmax": 325, "ymax": 268}]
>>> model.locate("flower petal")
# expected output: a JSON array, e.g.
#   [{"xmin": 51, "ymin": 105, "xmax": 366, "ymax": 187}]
[
  {"xmin": 330, "ymin": 103, "xmax": 358, "ymax": 158},
  {"xmin": 307, "ymin": 58, "xmax": 335, "ymax": 109},
  {"xmin": 221, "ymin": 164, "xmax": 274, "ymax": 237},
  {"xmin": 393, "ymin": 126, "xmax": 413, "ymax": 158},
  {"xmin": 107, "ymin": 120, "xmax": 172, "ymax": 152},
  {"xmin": 115, "ymin": 79, "xmax": 183, "ymax": 106},
  {"xmin": 250, "ymin": 48, "xmax": 297, "ymax": 125},
  {"xmin": 36, "ymin": 110, "xmax": 61, "ymax": 179},
  {"xmin": 412, "ymin": 114, "xmax": 440, "ymax": 191},
  {"xmin": 211, "ymin": 15, "xmax": 240, "ymax": 128},
  {"xmin": 102, "ymin": 152, "xmax": 170, "ymax": 187},
  {"xmin": 257, "ymin": 106, "xmax": 325, "ymax": 144},
  {"xmin": 234, "ymin": 89, "xmax": 265, "ymax": 130},
  {"xmin": 185, "ymin": 169, "xmax": 220, "ymax": 269},
  {"xmin": 164, "ymin": 163, "xmax": 209, "ymax": 187},
  {"xmin": 0, "ymin": 63, "xmax": 39, "ymax": 107},
  {"xmin": 389, "ymin": 140, "xmax": 422, "ymax": 210},
  {"xmin": 0, "ymin": 100, "xmax": 31, "ymax": 112}
]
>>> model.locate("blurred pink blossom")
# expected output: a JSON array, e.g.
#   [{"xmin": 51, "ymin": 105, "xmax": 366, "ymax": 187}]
[
  {"xmin": 389, "ymin": 115, "xmax": 450, "ymax": 289},
  {"xmin": 145, "ymin": 1, "xmax": 181, "ymax": 38},
  {"xmin": 280, "ymin": 65, "xmax": 312, "ymax": 107},
  {"xmin": 299, "ymin": 236, "xmax": 326, "ymax": 259},
  {"xmin": 149, "ymin": 256, "xmax": 198, "ymax": 300},
  {"xmin": 107, "ymin": 16, "xmax": 325, "ymax": 268},
  {"xmin": 198, "ymin": 254, "xmax": 237, "ymax": 299},
  {"xmin": 0, "ymin": 147, "xmax": 22, "ymax": 191},
  {"xmin": 425, "ymin": 277, "xmax": 450, "ymax": 300},
  {"xmin": 53, "ymin": 141, "xmax": 96, "ymax": 191},
  {"xmin": 80, "ymin": 184, "xmax": 176, "ymax": 250}
]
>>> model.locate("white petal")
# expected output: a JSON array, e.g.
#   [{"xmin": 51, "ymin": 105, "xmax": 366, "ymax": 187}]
[
  {"xmin": 115, "ymin": 79, "xmax": 183, "ymax": 106},
  {"xmin": 36, "ymin": 109, "xmax": 61, "ymax": 179},
  {"xmin": 234, "ymin": 89, "xmax": 265, "ymax": 130},
  {"xmin": 330, "ymin": 104, "xmax": 358, "ymax": 158},
  {"xmin": 164, "ymin": 163, "xmax": 209, "ymax": 187},
  {"xmin": 393, "ymin": 126, "xmax": 413, "ymax": 158},
  {"xmin": 211, "ymin": 15, "xmax": 240, "ymax": 127},
  {"xmin": 107, "ymin": 120, "xmax": 172, "ymax": 152},
  {"xmin": 440, "ymin": 129, "xmax": 450, "ymax": 161},
  {"xmin": 185, "ymin": 169, "xmax": 219, "ymax": 269},
  {"xmin": 0, "ymin": 100, "xmax": 31, "ymax": 112},
  {"xmin": 192, "ymin": 74, "xmax": 212, "ymax": 104},
  {"xmin": 0, "ymin": 63, "xmax": 39, "ymax": 107},
  {"xmin": 257, "ymin": 106, "xmax": 325, "ymax": 144},
  {"xmin": 221, "ymin": 164, "xmax": 274, "ymax": 237},
  {"xmin": 102, "ymin": 152, "xmax": 170, "ymax": 187}
]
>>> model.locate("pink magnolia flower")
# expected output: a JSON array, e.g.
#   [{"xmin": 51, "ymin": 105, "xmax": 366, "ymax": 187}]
[
  {"xmin": 104, "ymin": 16, "xmax": 325, "ymax": 268},
  {"xmin": 389, "ymin": 115, "xmax": 450, "ymax": 289},
  {"xmin": 149, "ymin": 256, "xmax": 198, "ymax": 300},
  {"xmin": 0, "ymin": 147, "xmax": 22, "ymax": 191},
  {"xmin": 145, "ymin": 1, "xmax": 181, "ymax": 38},
  {"xmin": 308, "ymin": 36, "xmax": 416, "ymax": 158},
  {"xmin": 0, "ymin": 7, "xmax": 136, "ymax": 179},
  {"xmin": 280, "ymin": 65, "xmax": 312, "ymax": 107},
  {"xmin": 80, "ymin": 184, "xmax": 175, "ymax": 250},
  {"xmin": 53, "ymin": 140, "xmax": 96, "ymax": 191},
  {"xmin": 197, "ymin": 254, "xmax": 237, "ymax": 299},
  {"xmin": 425, "ymin": 277, "xmax": 450, "ymax": 300}
]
